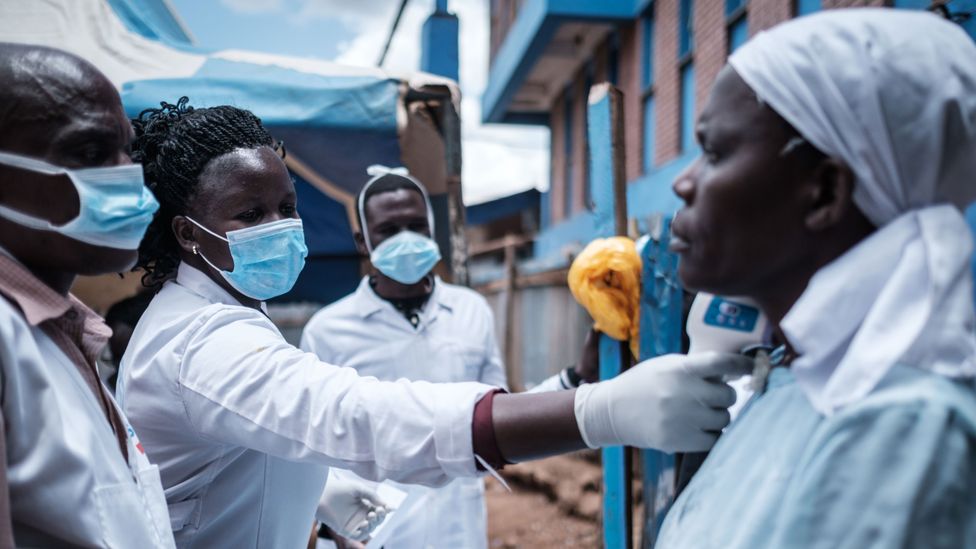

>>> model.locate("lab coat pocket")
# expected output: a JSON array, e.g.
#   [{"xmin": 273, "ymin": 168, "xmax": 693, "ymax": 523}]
[
  {"xmin": 94, "ymin": 480, "xmax": 170, "ymax": 548},
  {"xmin": 455, "ymin": 345, "xmax": 486, "ymax": 383},
  {"xmin": 168, "ymin": 497, "xmax": 202, "ymax": 533},
  {"xmin": 136, "ymin": 464, "xmax": 176, "ymax": 545},
  {"xmin": 429, "ymin": 341, "xmax": 482, "ymax": 383}
]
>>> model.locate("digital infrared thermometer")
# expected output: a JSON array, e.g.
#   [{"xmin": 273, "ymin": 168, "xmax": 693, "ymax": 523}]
[{"xmin": 686, "ymin": 293, "xmax": 770, "ymax": 421}]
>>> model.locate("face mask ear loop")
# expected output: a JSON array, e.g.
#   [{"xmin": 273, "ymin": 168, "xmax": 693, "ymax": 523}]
[
  {"xmin": 185, "ymin": 216, "xmax": 229, "ymax": 242},
  {"xmin": 185, "ymin": 216, "xmax": 232, "ymax": 274},
  {"xmin": 0, "ymin": 150, "xmax": 64, "ymax": 176},
  {"xmin": 195, "ymin": 246, "xmax": 230, "ymax": 274},
  {"xmin": 0, "ymin": 151, "xmax": 78, "ymax": 230}
]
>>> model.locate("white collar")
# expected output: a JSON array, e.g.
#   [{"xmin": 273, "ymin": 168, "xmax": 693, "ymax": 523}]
[
  {"xmin": 353, "ymin": 275, "xmax": 452, "ymax": 322},
  {"xmin": 174, "ymin": 262, "xmax": 266, "ymax": 312},
  {"xmin": 782, "ymin": 205, "xmax": 976, "ymax": 415}
]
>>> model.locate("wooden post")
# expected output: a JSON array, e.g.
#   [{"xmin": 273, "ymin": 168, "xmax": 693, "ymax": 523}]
[
  {"xmin": 502, "ymin": 235, "xmax": 524, "ymax": 392},
  {"xmin": 441, "ymin": 97, "xmax": 469, "ymax": 286},
  {"xmin": 589, "ymin": 84, "xmax": 628, "ymax": 238},
  {"xmin": 587, "ymin": 82, "xmax": 633, "ymax": 549}
]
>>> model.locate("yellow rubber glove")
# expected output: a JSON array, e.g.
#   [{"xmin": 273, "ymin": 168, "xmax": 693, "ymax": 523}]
[{"xmin": 567, "ymin": 236, "xmax": 642, "ymax": 357}]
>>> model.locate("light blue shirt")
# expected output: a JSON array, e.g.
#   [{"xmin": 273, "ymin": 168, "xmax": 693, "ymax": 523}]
[{"xmin": 656, "ymin": 365, "xmax": 976, "ymax": 549}]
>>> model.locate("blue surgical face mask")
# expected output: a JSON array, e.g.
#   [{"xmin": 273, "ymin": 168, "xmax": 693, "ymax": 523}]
[
  {"xmin": 369, "ymin": 230, "xmax": 441, "ymax": 285},
  {"xmin": 0, "ymin": 150, "xmax": 159, "ymax": 250},
  {"xmin": 187, "ymin": 217, "xmax": 308, "ymax": 301}
]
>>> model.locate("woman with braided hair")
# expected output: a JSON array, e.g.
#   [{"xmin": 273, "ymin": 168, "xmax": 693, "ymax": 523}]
[
  {"xmin": 117, "ymin": 98, "xmax": 750, "ymax": 548},
  {"xmin": 131, "ymin": 96, "xmax": 283, "ymax": 294}
]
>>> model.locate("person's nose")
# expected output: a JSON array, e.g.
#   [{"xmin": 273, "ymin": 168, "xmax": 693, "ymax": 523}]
[{"xmin": 672, "ymin": 159, "xmax": 700, "ymax": 205}]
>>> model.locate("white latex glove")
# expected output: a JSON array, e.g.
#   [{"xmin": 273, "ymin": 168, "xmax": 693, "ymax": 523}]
[
  {"xmin": 574, "ymin": 351, "xmax": 753, "ymax": 452},
  {"xmin": 316, "ymin": 472, "xmax": 391, "ymax": 542}
]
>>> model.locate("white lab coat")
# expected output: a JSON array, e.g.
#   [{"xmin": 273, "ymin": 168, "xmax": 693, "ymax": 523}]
[
  {"xmin": 117, "ymin": 264, "xmax": 492, "ymax": 549},
  {"xmin": 0, "ymin": 296, "xmax": 174, "ymax": 548},
  {"xmin": 301, "ymin": 277, "xmax": 507, "ymax": 549}
]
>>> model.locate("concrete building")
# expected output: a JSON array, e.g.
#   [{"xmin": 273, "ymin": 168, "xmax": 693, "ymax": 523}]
[{"xmin": 479, "ymin": 0, "xmax": 976, "ymax": 387}]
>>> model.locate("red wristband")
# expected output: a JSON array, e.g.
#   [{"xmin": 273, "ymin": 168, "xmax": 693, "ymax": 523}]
[{"xmin": 472, "ymin": 389, "xmax": 508, "ymax": 471}]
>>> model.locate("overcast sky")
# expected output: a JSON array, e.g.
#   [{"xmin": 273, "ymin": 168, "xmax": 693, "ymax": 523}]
[{"xmin": 169, "ymin": 0, "xmax": 550, "ymax": 204}]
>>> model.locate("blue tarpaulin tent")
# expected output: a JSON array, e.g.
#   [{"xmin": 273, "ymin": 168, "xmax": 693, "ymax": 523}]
[{"xmin": 0, "ymin": 0, "xmax": 463, "ymax": 306}]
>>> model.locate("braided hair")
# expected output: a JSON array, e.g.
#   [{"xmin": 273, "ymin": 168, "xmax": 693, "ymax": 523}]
[{"xmin": 131, "ymin": 97, "xmax": 281, "ymax": 289}]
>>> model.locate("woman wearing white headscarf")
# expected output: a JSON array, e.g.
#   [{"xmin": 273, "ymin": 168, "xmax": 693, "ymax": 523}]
[{"xmin": 657, "ymin": 8, "xmax": 976, "ymax": 548}]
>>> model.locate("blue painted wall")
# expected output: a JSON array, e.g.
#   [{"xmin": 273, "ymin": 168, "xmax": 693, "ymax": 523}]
[
  {"xmin": 678, "ymin": 0, "xmax": 694, "ymax": 57},
  {"xmin": 421, "ymin": 7, "xmax": 459, "ymax": 81},
  {"xmin": 679, "ymin": 64, "xmax": 696, "ymax": 153},
  {"xmin": 728, "ymin": 16, "xmax": 748, "ymax": 52},
  {"xmin": 642, "ymin": 14, "xmax": 655, "ymax": 89},
  {"xmin": 892, "ymin": 0, "xmax": 930, "ymax": 7},
  {"xmin": 533, "ymin": 151, "xmax": 694, "ymax": 262},
  {"xmin": 895, "ymin": 0, "xmax": 976, "ymax": 36},
  {"xmin": 725, "ymin": 0, "xmax": 747, "ymax": 16},
  {"xmin": 564, "ymin": 86, "xmax": 576, "ymax": 219},
  {"xmin": 795, "ymin": 0, "xmax": 821, "ymax": 16},
  {"xmin": 642, "ymin": 13, "xmax": 656, "ymax": 173},
  {"xmin": 643, "ymin": 96, "xmax": 657, "ymax": 174}
]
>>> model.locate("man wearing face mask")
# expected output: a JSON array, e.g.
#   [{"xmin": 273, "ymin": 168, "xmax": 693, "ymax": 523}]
[
  {"xmin": 301, "ymin": 167, "xmax": 601, "ymax": 548},
  {"xmin": 0, "ymin": 43, "xmax": 174, "ymax": 547},
  {"xmin": 301, "ymin": 166, "xmax": 503, "ymax": 548}
]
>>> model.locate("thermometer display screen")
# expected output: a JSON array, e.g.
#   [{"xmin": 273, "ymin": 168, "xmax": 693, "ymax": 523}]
[{"xmin": 703, "ymin": 297, "xmax": 760, "ymax": 332}]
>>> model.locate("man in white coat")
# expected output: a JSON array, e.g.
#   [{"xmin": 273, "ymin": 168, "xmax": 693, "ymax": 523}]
[
  {"xmin": 0, "ymin": 43, "xmax": 174, "ymax": 547},
  {"xmin": 301, "ymin": 167, "xmax": 598, "ymax": 548}
]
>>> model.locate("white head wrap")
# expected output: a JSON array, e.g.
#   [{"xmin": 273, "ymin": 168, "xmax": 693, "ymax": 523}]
[
  {"xmin": 729, "ymin": 9, "xmax": 976, "ymax": 414},
  {"xmin": 357, "ymin": 164, "xmax": 436, "ymax": 254}
]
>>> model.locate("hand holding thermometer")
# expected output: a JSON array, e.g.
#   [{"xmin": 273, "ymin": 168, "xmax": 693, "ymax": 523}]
[{"xmin": 686, "ymin": 293, "xmax": 770, "ymax": 421}]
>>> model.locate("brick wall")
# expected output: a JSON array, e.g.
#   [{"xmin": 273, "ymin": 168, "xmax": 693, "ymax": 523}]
[
  {"xmin": 693, "ymin": 0, "xmax": 729, "ymax": 146},
  {"xmin": 748, "ymin": 0, "xmax": 794, "ymax": 34},
  {"xmin": 653, "ymin": 0, "xmax": 681, "ymax": 165},
  {"xmin": 571, "ymin": 72, "xmax": 588, "ymax": 213},
  {"xmin": 540, "ymin": 0, "xmax": 899, "ymax": 223},
  {"xmin": 549, "ymin": 94, "xmax": 566, "ymax": 224},
  {"xmin": 619, "ymin": 22, "xmax": 642, "ymax": 183}
]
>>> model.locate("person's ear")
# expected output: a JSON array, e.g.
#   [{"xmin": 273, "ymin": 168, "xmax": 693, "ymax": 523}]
[
  {"xmin": 354, "ymin": 231, "xmax": 369, "ymax": 257},
  {"xmin": 803, "ymin": 157, "xmax": 856, "ymax": 232},
  {"xmin": 172, "ymin": 215, "xmax": 199, "ymax": 254}
]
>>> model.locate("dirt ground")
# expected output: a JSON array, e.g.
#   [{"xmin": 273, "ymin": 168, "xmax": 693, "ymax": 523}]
[
  {"xmin": 485, "ymin": 478, "xmax": 600, "ymax": 548},
  {"xmin": 485, "ymin": 454, "xmax": 602, "ymax": 548},
  {"xmin": 486, "ymin": 451, "xmax": 652, "ymax": 548}
]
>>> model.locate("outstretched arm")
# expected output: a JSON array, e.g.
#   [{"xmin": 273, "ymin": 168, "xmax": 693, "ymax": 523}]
[
  {"xmin": 493, "ymin": 390, "xmax": 584, "ymax": 462},
  {"xmin": 490, "ymin": 352, "xmax": 753, "ymax": 464}
]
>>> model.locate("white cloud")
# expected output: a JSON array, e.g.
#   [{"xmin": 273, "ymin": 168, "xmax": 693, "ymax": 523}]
[
  {"xmin": 215, "ymin": 0, "xmax": 550, "ymax": 204},
  {"xmin": 330, "ymin": 0, "xmax": 427, "ymax": 69},
  {"xmin": 328, "ymin": 0, "xmax": 550, "ymax": 205}
]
